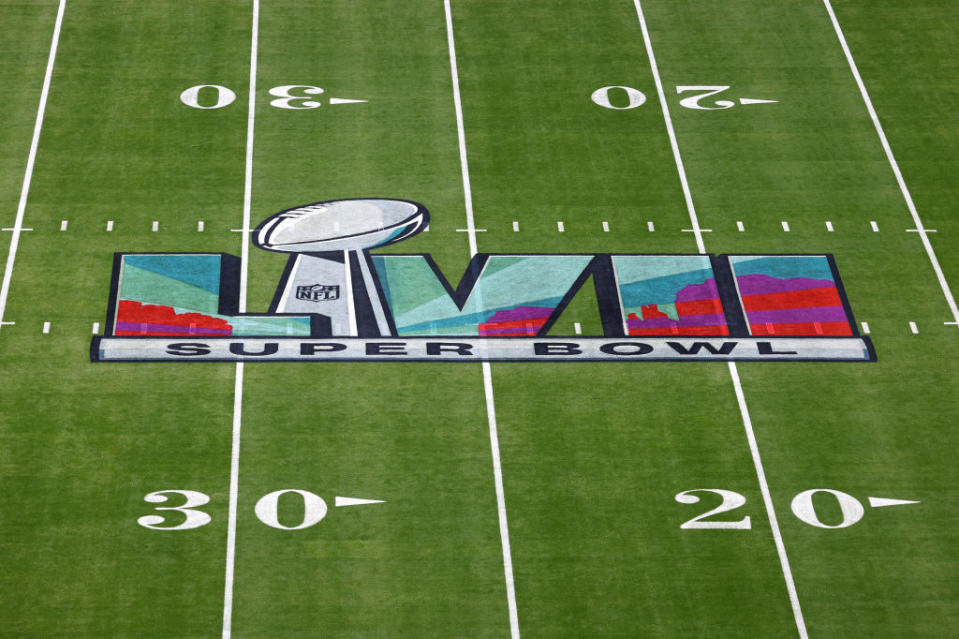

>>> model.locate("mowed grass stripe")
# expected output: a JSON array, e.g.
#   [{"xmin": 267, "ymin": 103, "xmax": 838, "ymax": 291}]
[
  {"xmin": 231, "ymin": 2, "xmax": 511, "ymax": 636},
  {"xmin": 640, "ymin": 0, "xmax": 959, "ymax": 635},
  {"xmin": 0, "ymin": 2, "xmax": 255, "ymax": 636},
  {"xmin": 632, "ymin": 0, "xmax": 808, "ymax": 634},
  {"xmin": 449, "ymin": 0, "xmax": 801, "ymax": 636}
]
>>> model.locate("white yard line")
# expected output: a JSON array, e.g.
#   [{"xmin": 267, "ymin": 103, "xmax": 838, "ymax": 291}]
[
  {"xmin": 632, "ymin": 2, "xmax": 808, "ymax": 637},
  {"xmin": 444, "ymin": 2, "xmax": 520, "ymax": 637},
  {"xmin": 727, "ymin": 362, "xmax": 808, "ymax": 636},
  {"xmin": 0, "ymin": 0, "xmax": 66, "ymax": 331},
  {"xmin": 823, "ymin": 0, "xmax": 959, "ymax": 326},
  {"xmin": 222, "ymin": 1, "xmax": 259, "ymax": 637}
]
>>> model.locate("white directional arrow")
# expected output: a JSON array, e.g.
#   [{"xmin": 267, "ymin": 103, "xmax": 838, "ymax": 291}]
[
  {"xmin": 739, "ymin": 97, "xmax": 779, "ymax": 105},
  {"xmin": 328, "ymin": 97, "xmax": 368, "ymax": 105},
  {"xmin": 868, "ymin": 496, "xmax": 920, "ymax": 508},
  {"xmin": 335, "ymin": 496, "xmax": 385, "ymax": 508}
]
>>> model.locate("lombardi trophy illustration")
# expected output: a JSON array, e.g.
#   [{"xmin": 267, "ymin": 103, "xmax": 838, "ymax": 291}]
[{"xmin": 253, "ymin": 198, "xmax": 428, "ymax": 337}]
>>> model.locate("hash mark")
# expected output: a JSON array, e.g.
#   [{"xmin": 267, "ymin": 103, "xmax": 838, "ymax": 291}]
[
  {"xmin": 557, "ymin": 221, "xmax": 565, "ymax": 233},
  {"xmin": 574, "ymin": 322, "xmax": 582, "ymax": 335},
  {"xmin": 860, "ymin": 321, "xmax": 870, "ymax": 334},
  {"xmin": 152, "ymin": 221, "xmax": 159, "ymax": 232},
  {"xmin": 781, "ymin": 221, "xmax": 790, "ymax": 232},
  {"xmin": 60, "ymin": 220, "xmax": 68, "ymax": 231},
  {"xmin": 602, "ymin": 221, "xmax": 609, "ymax": 233},
  {"xmin": 826, "ymin": 221, "xmax": 834, "ymax": 232},
  {"xmin": 647, "ymin": 221, "xmax": 655, "ymax": 232},
  {"xmin": 512, "ymin": 221, "xmax": 519, "ymax": 232},
  {"xmin": 106, "ymin": 221, "xmax": 114, "ymax": 231},
  {"xmin": 870, "ymin": 221, "xmax": 879, "ymax": 232},
  {"xmin": 92, "ymin": 322, "xmax": 100, "ymax": 334},
  {"xmin": 42, "ymin": 321, "xmax": 50, "ymax": 334},
  {"xmin": 736, "ymin": 221, "xmax": 745, "ymax": 232},
  {"xmin": 198, "ymin": 221, "xmax": 205, "ymax": 232},
  {"xmin": 909, "ymin": 321, "xmax": 918, "ymax": 334}
]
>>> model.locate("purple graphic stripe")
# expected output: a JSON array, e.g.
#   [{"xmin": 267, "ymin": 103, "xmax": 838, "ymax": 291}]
[
  {"xmin": 115, "ymin": 321, "xmax": 232, "ymax": 336},
  {"xmin": 744, "ymin": 306, "xmax": 848, "ymax": 324},
  {"xmin": 675, "ymin": 278, "xmax": 721, "ymax": 302},
  {"xmin": 737, "ymin": 274, "xmax": 834, "ymax": 296},
  {"xmin": 627, "ymin": 313, "xmax": 728, "ymax": 329}
]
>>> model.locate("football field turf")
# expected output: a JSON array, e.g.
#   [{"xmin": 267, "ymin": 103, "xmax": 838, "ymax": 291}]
[{"xmin": 2, "ymin": 1, "xmax": 959, "ymax": 636}]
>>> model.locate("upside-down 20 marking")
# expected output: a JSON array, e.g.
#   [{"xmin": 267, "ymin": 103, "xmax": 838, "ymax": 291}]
[{"xmin": 91, "ymin": 198, "xmax": 874, "ymax": 362}]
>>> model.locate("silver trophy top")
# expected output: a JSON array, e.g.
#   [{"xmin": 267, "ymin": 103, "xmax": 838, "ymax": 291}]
[{"xmin": 254, "ymin": 198, "xmax": 428, "ymax": 254}]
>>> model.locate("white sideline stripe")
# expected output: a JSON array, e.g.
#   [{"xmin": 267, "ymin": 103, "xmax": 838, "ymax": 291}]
[
  {"xmin": 92, "ymin": 322, "xmax": 100, "ymax": 334},
  {"xmin": 860, "ymin": 321, "xmax": 870, "ymax": 335},
  {"xmin": 59, "ymin": 220, "xmax": 67, "ymax": 231},
  {"xmin": 647, "ymin": 221, "xmax": 655, "ymax": 232},
  {"xmin": 826, "ymin": 220, "xmax": 834, "ymax": 232},
  {"xmin": 512, "ymin": 221, "xmax": 519, "ymax": 232},
  {"xmin": 737, "ymin": 220, "xmax": 745, "ymax": 232},
  {"xmin": 602, "ymin": 221, "xmax": 610, "ymax": 232},
  {"xmin": 909, "ymin": 321, "xmax": 918, "ymax": 334},
  {"xmin": 444, "ymin": 2, "xmax": 519, "ymax": 636},
  {"xmin": 0, "ymin": 0, "xmax": 65, "ymax": 334},
  {"xmin": 557, "ymin": 221, "xmax": 565, "ymax": 232},
  {"xmin": 781, "ymin": 220, "xmax": 790, "ymax": 232},
  {"xmin": 824, "ymin": 0, "xmax": 959, "ymax": 325},
  {"xmin": 222, "ymin": 2, "xmax": 258, "ymax": 637},
  {"xmin": 633, "ymin": 2, "xmax": 807, "ymax": 637},
  {"xmin": 870, "ymin": 220, "xmax": 879, "ymax": 233},
  {"xmin": 727, "ymin": 362, "xmax": 808, "ymax": 637},
  {"xmin": 42, "ymin": 321, "xmax": 50, "ymax": 334},
  {"xmin": 106, "ymin": 220, "xmax": 114, "ymax": 231}
]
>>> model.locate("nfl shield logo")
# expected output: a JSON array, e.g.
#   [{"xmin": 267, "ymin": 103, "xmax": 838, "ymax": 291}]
[{"xmin": 296, "ymin": 283, "xmax": 340, "ymax": 302}]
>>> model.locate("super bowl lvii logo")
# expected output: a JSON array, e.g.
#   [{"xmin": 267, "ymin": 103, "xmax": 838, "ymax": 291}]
[{"xmin": 91, "ymin": 198, "xmax": 875, "ymax": 362}]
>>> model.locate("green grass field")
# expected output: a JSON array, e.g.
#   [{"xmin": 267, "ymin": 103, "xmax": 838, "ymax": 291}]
[{"xmin": 2, "ymin": 1, "xmax": 959, "ymax": 636}]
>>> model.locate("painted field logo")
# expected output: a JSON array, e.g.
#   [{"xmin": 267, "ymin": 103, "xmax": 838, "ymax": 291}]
[
  {"xmin": 296, "ymin": 284, "xmax": 339, "ymax": 302},
  {"xmin": 91, "ymin": 198, "xmax": 875, "ymax": 362}
]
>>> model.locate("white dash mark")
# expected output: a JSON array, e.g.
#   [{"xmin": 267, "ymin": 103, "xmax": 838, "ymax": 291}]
[
  {"xmin": 870, "ymin": 221, "xmax": 879, "ymax": 232},
  {"xmin": 198, "ymin": 221, "xmax": 205, "ymax": 232},
  {"xmin": 868, "ymin": 497, "xmax": 920, "ymax": 508},
  {"xmin": 602, "ymin": 221, "xmax": 610, "ymax": 233},
  {"xmin": 860, "ymin": 321, "xmax": 870, "ymax": 334},
  {"xmin": 826, "ymin": 221, "xmax": 834, "ymax": 232},
  {"xmin": 512, "ymin": 221, "xmax": 519, "ymax": 232},
  {"xmin": 334, "ymin": 496, "xmax": 385, "ymax": 507},
  {"xmin": 647, "ymin": 221, "xmax": 655, "ymax": 232},
  {"xmin": 909, "ymin": 321, "xmax": 918, "ymax": 334},
  {"xmin": 60, "ymin": 220, "xmax": 67, "ymax": 231},
  {"xmin": 557, "ymin": 221, "xmax": 565, "ymax": 233},
  {"xmin": 106, "ymin": 221, "xmax": 114, "ymax": 232},
  {"xmin": 737, "ymin": 221, "xmax": 745, "ymax": 232},
  {"xmin": 573, "ymin": 322, "xmax": 582, "ymax": 335},
  {"xmin": 781, "ymin": 221, "xmax": 791, "ymax": 232},
  {"xmin": 328, "ymin": 97, "xmax": 368, "ymax": 105},
  {"xmin": 42, "ymin": 321, "xmax": 50, "ymax": 334},
  {"xmin": 739, "ymin": 97, "xmax": 779, "ymax": 105},
  {"xmin": 92, "ymin": 322, "xmax": 100, "ymax": 334},
  {"xmin": 152, "ymin": 221, "xmax": 159, "ymax": 232}
]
